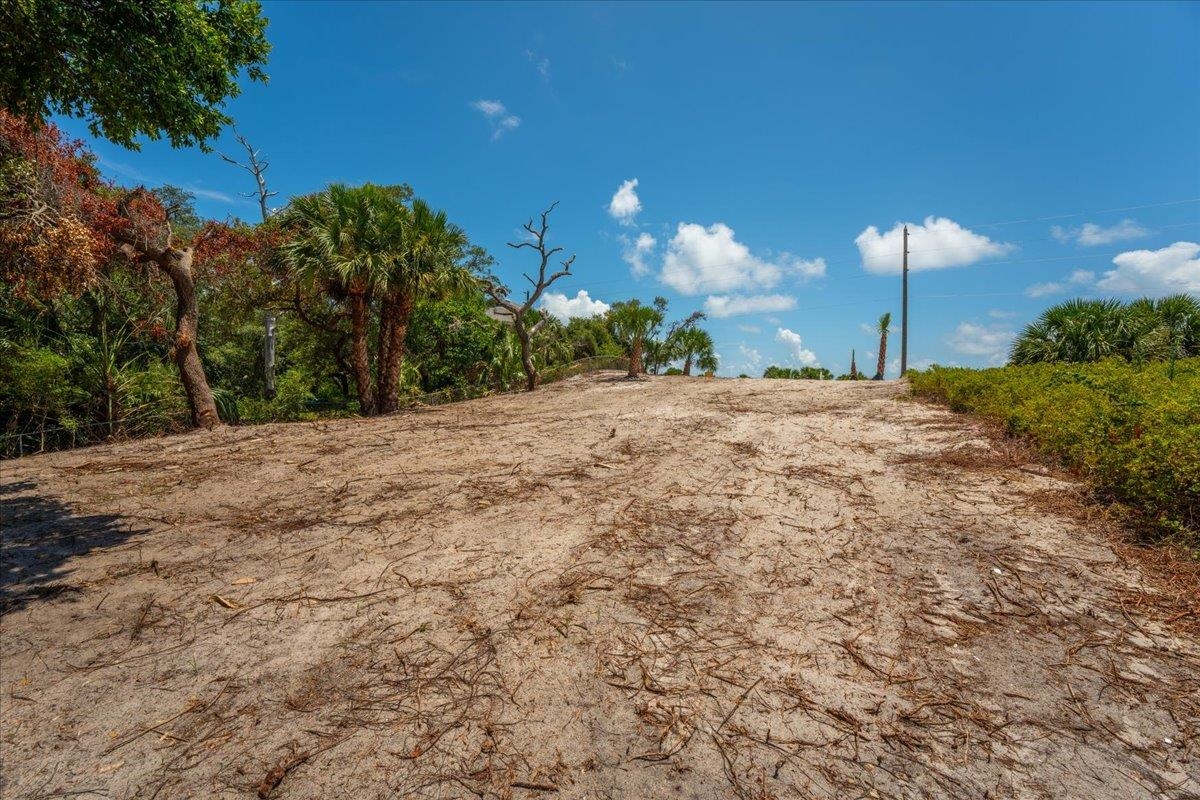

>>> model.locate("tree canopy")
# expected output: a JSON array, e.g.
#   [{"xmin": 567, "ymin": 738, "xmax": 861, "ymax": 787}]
[{"xmin": 1, "ymin": 0, "xmax": 270, "ymax": 149}]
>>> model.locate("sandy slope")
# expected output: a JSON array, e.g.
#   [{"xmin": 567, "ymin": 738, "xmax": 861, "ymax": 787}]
[{"xmin": 2, "ymin": 373, "xmax": 1196, "ymax": 799}]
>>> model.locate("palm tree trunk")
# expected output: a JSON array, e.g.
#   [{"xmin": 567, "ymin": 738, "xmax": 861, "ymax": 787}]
[
  {"xmin": 874, "ymin": 333, "xmax": 887, "ymax": 381},
  {"xmin": 159, "ymin": 248, "xmax": 220, "ymax": 429},
  {"xmin": 348, "ymin": 291, "xmax": 375, "ymax": 414},
  {"xmin": 377, "ymin": 291, "xmax": 415, "ymax": 413},
  {"xmin": 683, "ymin": 353, "xmax": 693, "ymax": 376},
  {"xmin": 629, "ymin": 337, "xmax": 643, "ymax": 378}
]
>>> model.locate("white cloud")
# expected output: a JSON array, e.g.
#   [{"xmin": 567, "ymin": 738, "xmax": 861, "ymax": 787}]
[
  {"xmin": 705, "ymin": 294, "xmax": 797, "ymax": 318},
  {"xmin": 608, "ymin": 179, "xmax": 642, "ymax": 224},
  {"xmin": 736, "ymin": 324, "xmax": 761, "ymax": 334},
  {"xmin": 858, "ymin": 321, "xmax": 874, "ymax": 335},
  {"xmin": 1024, "ymin": 268, "xmax": 1097, "ymax": 298},
  {"xmin": 988, "ymin": 309, "xmax": 1017, "ymax": 319},
  {"xmin": 662, "ymin": 222, "xmax": 824, "ymax": 294},
  {"xmin": 471, "ymin": 99, "xmax": 520, "ymax": 140},
  {"xmin": 738, "ymin": 344, "xmax": 763, "ymax": 372},
  {"xmin": 946, "ymin": 322, "xmax": 1015, "ymax": 358},
  {"xmin": 539, "ymin": 290, "xmax": 610, "ymax": 322},
  {"xmin": 1025, "ymin": 281, "xmax": 1065, "ymax": 298},
  {"xmin": 525, "ymin": 50, "xmax": 551, "ymax": 82},
  {"xmin": 855, "ymin": 216, "xmax": 1015, "ymax": 274},
  {"xmin": 1051, "ymin": 219, "xmax": 1149, "ymax": 247},
  {"xmin": 775, "ymin": 328, "xmax": 819, "ymax": 366},
  {"xmin": 620, "ymin": 232, "xmax": 656, "ymax": 277},
  {"xmin": 1097, "ymin": 241, "xmax": 1200, "ymax": 294}
]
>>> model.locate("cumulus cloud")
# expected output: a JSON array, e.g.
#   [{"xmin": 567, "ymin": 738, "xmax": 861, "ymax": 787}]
[
  {"xmin": 662, "ymin": 222, "xmax": 825, "ymax": 294},
  {"xmin": 471, "ymin": 99, "xmax": 520, "ymax": 140},
  {"xmin": 705, "ymin": 294, "xmax": 797, "ymax": 318},
  {"xmin": 775, "ymin": 328, "xmax": 819, "ymax": 366},
  {"xmin": 608, "ymin": 179, "xmax": 642, "ymax": 224},
  {"xmin": 855, "ymin": 216, "xmax": 1014, "ymax": 274},
  {"xmin": 1051, "ymin": 219, "xmax": 1148, "ymax": 247},
  {"xmin": 946, "ymin": 322, "xmax": 1015, "ymax": 359},
  {"xmin": 539, "ymin": 290, "xmax": 610, "ymax": 322},
  {"xmin": 620, "ymin": 232, "xmax": 656, "ymax": 277},
  {"xmin": 1097, "ymin": 241, "xmax": 1200, "ymax": 294}
]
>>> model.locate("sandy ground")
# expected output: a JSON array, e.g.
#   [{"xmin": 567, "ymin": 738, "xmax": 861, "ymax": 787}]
[{"xmin": 1, "ymin": 373, "xmax": 1197, "ymax": 800}]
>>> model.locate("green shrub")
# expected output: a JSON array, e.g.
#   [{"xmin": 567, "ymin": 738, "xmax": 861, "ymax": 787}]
[{"xmin": 909, "ymin": 358, "xmax": 1200, "ymax": 548}]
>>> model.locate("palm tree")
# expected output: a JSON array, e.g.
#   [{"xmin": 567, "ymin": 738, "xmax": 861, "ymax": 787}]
[
  {"xmin": 608, "ymin": 300, "xmax": 664, "ymax": 377},
  {"xmin": 873, "ymin": 312, "xmax": 891, "ymax": 380},
  {"xmin": 278, "ymin": 184, "xmax": 470, "ymax": 414},
  {"xmin": 375, "ymin": 199, "xmax": 470, "ymax": 413},
  {"xmin": 850, "ymin": 349, "xmax": 858, "ymax": 380},
  {"xmin": 675, "ymin": 327, "xmax": 716, "ymax": 376},
  {"xmin": 1010, "ymin": 295, "xmax": 1199, "ymax": 365},
  {"xmin": 1011, "ymin": 298, "xmax": 1128, "ymax": 365},
  {"xmin": 278, "ymin": 184, "xmax": 395, "ymax": 414}
]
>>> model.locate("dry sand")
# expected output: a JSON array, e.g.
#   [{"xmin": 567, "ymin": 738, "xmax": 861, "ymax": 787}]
[{"xmin": 1, "ymin": 373, "xmax": 1197, "ymax": 799}]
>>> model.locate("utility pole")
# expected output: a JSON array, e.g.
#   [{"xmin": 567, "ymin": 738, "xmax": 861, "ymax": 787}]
[{"xmin": 900, "ymin": 225, "xmax": 909, "ymax": 377}]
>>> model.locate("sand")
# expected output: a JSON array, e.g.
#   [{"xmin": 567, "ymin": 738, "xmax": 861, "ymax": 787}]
[{"xmin": 2, "ymin": 373, "xmax": 1196, "ymax": 799}]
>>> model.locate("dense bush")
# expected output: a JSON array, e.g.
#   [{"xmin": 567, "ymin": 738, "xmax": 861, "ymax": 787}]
[
  {"xmin": 909, "ymin": 359, "xmax": 1200, "ymax": 547},
  {"xmin": 763, "ymin": 365, "xmax": 834, "ymax": 380}
]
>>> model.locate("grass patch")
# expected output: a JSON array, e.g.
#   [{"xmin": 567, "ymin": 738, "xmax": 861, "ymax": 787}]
[{"xmin": 909, "ymin": 358, "xmax": 1200, "ymax": 549}]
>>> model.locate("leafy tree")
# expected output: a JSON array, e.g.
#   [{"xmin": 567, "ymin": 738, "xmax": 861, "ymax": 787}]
[
  {"xmin": 1, "ymin": 110, "xmax": 222, "ymax": 428},
  {"xmin": 874, "ymin": 312, "xmax": 891, "ymax": 380},
  {"xmin": 1, "ymin": 0, "xmax": 270, "ymax": 149},
  {"xmin": 562, "ymin": 315, "xmax": 622, "ymax": 360},
  {"xmin": 608, "ymin": 299, "xmax": 664, "ymax": 377},
  {"xmin": 404, "ymin": 297, "xmax": 500, "ymax": 393}
]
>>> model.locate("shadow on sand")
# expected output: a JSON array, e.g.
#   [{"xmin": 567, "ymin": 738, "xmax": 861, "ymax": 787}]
[{"xmin": 1, "ymin": 480, "xmax": 146, "ymax": 614}]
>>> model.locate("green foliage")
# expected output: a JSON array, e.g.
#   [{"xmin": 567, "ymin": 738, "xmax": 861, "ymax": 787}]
[
  {"xmin": 404, "ymin": 297, "xmax": 501, "ymax": 392},
  {"xmin": 608, "ymin": 299, "xmax": 664, "ymax": 348},
  {"xmin": 1, "ymin": 0, "xmax": 271, "ymax": 149},
  {"xmin": 909, "ymin": 359, "xmax": 1200, "ymax": 547},
  {"xmin": 763, "ymin": 365, "xmax": 833, "ymax": 380},
  {"xmin": 1011, "ymin": 295, "xmax": 1200, "ymax": 365}
]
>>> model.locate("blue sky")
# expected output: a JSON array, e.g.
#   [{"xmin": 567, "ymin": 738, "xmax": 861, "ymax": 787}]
[{"xmin": 60, "ymin": 1, "xmax": 1200, "ymax": 376}]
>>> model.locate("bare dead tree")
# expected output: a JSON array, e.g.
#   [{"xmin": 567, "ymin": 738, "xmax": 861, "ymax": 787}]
[
  {"xmin": 114, "ymin": 191, "xmax": 220, "ymax": 430},
  {"xmin": 218, "ymin": 128, "xmax": 277, "ymax": 223},
  {"xmin": 219, "ymin": 128, "xmax": 279, "ymax": 396},
  {"xmin": 480, "ymin": 202, "xmax": 575, "ymax": 391}
]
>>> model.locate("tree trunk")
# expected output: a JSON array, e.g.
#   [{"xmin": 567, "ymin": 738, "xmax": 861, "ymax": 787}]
[
  {"xmin": 683, "ymin": 353, "xmax": 693, "ymax": 376},
  {"xmin": 515, "ymin": 321, "xmax": 539, "ymax": 391},
  {"xmin": 158, "ymin": 248, "xmax": 220, "ymax": 430},
  {"xmin": 377, "ymin": 291, "xmax": 415, "ymax": 413},
  {"xmin": 874, "ymin": 333, "xmax": 887, "ymax": 381},
  {"xmin": 348, "ymin": 291, "xmax": 375, "ymax": 414},
  {"xmin": 629, "ymin": 337, "xmax": 643, "ymax": 378}
]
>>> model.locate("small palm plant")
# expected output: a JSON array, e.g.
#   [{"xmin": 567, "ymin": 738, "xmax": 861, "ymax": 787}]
[{"xmin": 873, "ymin": 312, "xmax": 891, "ymax": 380}]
